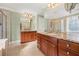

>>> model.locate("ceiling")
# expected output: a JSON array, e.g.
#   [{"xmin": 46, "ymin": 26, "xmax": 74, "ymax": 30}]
[
  {"xmin": 0, "ymin": 3, "xmax": 79, "ymax": 19},
  {"xmin": 0, "ymin": 3, "xmax": 48, "ymax": 13}
]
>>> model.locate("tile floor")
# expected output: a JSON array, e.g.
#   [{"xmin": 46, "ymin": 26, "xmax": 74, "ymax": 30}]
[{"xmin": 6, "ymin": 40, "xmax": 44, "ymax": 56}]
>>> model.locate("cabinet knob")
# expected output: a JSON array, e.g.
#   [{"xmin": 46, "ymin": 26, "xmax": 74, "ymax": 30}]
[
  {"xmin": 67, "ymin": 44, "xmax": 70, "ymax": 47},
  {"xmin": 67, "ymin": 52, "xmax": 69, "ymax": 55}
]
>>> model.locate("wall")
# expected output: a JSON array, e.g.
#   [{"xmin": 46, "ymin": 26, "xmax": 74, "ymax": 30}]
[
  {"xmin": 11, "ymin": 12, "xmax": 20, "ymax": 43},
  {"xmin": 37, "ymin": 15, "xmax": 48, "ymax": 32}
]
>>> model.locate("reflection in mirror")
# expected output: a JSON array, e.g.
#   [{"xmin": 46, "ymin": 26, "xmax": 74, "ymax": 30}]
[
  {"xmin": 47, "ymin": 18, "xmax": 67, "ymax": 39},
  {"xmin": 20, "ymin": 18, "xmax": 32, "ymax": 31},
  {"xmin": 20, "ymin": 13, "xmax": 36, "ymax": 31},
  {"xmin": 47, "ymin": 14, "xmax": 79, "ymax": 42},
  {"xmin": 48, "ymin": 19, "xmax": 61, "ymax": 34}
]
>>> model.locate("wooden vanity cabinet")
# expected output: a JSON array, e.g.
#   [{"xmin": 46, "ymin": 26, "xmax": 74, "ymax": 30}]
[
  {"xmin": 37, "ymin": 33, "xmax": 57, "ymax": 56},
  {"xmin": 21, "ymin": 31, "xmax": 36, "ymax": 43},
  {"xmin": 37, "ymin": 33, "xmax": 79, "ymax": 56},
  {"xmin": 58, "ymin": 39, "xmax": 79, "ymax": 56}
]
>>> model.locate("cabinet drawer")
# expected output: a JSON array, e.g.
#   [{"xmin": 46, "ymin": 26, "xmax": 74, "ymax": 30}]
[
  {"xmin": 58, "ymin": 49, "xmax": 69, "ymax": 56},
  {"xmin": 59, "ymin": 39, "xmax": 79, "ymax": 53},
  {"xmin": 59, "ymin": 48, "xmax": 79, "ymax": 56},
  {"xmin": 69, "ymin": 42, "xmax": 79, "ymax": 53},
  {"xmin": 58, "ymin": 39, "xmax": 70, "ymax": 49},
  {"xmin": 58, "ymin": 39, "xmax": 79, "ymax": 56},
  {"xmin": 41, "ymin": 39, "xmax": 48, "ymax": 55},
  {"xmin": 69, "ymin": 51, "xmax": 79, "ymax": 56}
]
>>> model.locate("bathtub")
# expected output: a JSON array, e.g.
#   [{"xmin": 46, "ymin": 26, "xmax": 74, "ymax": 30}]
[{"xmin": 0, "ymin": 39, "xmax": 8, "ymax": 56}]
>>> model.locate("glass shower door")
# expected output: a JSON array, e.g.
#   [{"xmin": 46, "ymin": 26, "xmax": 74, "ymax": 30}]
[
  {"xmin": 0, "ymin": 11, "xmax": 3, "ymax": 39},
  {"xmin": 0, "ymin": 10, "xmax": 7, "ymax": 39}
]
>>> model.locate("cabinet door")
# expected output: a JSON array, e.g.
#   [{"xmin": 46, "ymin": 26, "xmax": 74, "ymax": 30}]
[
  {"xmin": 37, "ymin": 34, "xmax": 41, "ymax": 49},
  {"xmin": 21, "ymin": 32, "xmax": 25, "ymax": 43},
  {"xmin": 41, "ymin": 38, "xmax": 48, "ymax": 55},
  {"xmin": 69, "ymin": 51, "xmax": 79, "ymax": 56},
  {"xmin": 58, "ymin": 48, "xmax": 69, "ymax": 56},
  {"xmin": 69, "ymin": 42, "xmax": 79, "ymax": 53},
  {"xmin": 58, "ymin": 39, "xmax": 70, "ymax": 50},
  {"xmin": 21, "ymin": 32, "xmax": 36, "ymax": 43},
  {"xmin": 58, "ymin": 48, "xmax": 79, "ymax": 56},
  {"xmin": 31, "ymin": 32, "xmax": 36, "ymax": 41},
  {"xmin": 48, "ymin": 42, "xmax": 57, "ymax": 56},
  {"xmin": 24, "ymin": 32, "xmax": 29, "ymax": 42}
]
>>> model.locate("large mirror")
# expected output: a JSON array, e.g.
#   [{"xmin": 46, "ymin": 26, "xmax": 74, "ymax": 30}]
[
  {"xmin": 48, "ymin": 19, "xmax": 61, "ymax": 34},
  {"xmin": 20, "ymin": 12, "xmax": 34, "ymax": 31},
  {"xmin": 21, "ymin": 19, "xmax": 32, "ymax": 31}
]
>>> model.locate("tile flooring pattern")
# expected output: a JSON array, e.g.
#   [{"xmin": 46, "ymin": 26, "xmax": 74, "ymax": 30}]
[{"xmin": 6, "ymin": 41, "xmax": 44, "ymax": 56}]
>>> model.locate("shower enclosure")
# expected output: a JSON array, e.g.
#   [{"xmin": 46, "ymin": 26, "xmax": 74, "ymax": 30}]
[
  {"xmin": 0, "ymin": 10, "xmax": 7, "ymax": 39},
  {"xmin": 0, "ymin": 9, "xmax": 8, "ymax": 56}
]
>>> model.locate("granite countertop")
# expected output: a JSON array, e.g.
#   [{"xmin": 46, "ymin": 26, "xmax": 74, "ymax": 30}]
[
  {"xmin": 37, "ymin": 32, "xmax": 79, "ymax": 43},
  {"xmin": 37, "ymin": 32, "xmax": 64, "ymax": 39}
]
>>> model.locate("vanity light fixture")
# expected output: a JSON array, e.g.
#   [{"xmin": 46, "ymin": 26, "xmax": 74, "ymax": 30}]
[{"xmin": 24, "ymin": 12, "xmax": 33, "ymax": 19}]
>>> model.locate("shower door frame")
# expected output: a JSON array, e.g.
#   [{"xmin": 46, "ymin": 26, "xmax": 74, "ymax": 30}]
[{"xmin": 0, "ymin": 10, "xmax": 7, "ymax": 39}]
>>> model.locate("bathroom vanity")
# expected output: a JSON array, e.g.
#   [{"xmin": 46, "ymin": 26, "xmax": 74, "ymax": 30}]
[
  {"xmin": 21, "ymin": 31, "xmax": 37, "ymax": 43},
  {"xmin": 37, "ymin": 32, "xmax": 79, "ymax": 56},
  {"xmin": 37, "ymin": 13, "xmax": 79, "ymax": 56},
  {"xmin": 37, "ymin": 32, "xmax": 58, "ymax": 56}
]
